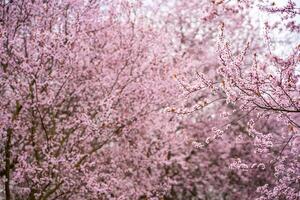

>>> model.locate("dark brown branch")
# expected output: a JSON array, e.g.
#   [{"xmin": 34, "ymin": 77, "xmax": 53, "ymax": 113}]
[{"xmin": 4, "ymin": 128, "xmax": 13, "ymax": 200}]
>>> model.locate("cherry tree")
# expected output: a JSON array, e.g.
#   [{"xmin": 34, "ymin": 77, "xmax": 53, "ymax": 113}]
[
  {"xmin": 0, "ymin": 0, "xmax": 179, "ymax": 199},
  {"xmin": 162, "ymin": 0, "xmax": 300, "ymax": 199},
  {"xmin": 1, "ymin": 0, "xmax": 299, "ymax": 199}
]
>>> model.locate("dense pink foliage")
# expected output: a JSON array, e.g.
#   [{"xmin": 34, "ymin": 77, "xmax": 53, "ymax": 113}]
[{"xmin": 1, "ymin": 0, "xmax": 299, "ymax": 200}]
